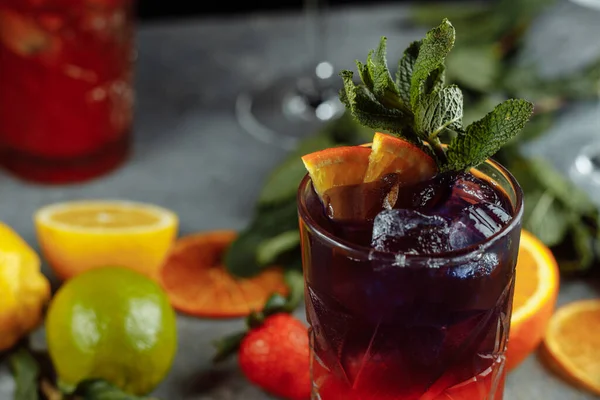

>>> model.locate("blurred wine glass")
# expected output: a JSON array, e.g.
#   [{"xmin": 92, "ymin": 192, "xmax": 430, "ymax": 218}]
[
  {"xmin": 569, "ymin": 0, "xmax": 600, "ymax": 188},
  {"xmin": 235, "ymin": 0, "xmax": 344, "ymax": 150}
]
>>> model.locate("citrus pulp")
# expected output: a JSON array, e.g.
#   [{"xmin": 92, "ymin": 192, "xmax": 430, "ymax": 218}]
[
  {"xmin": 35, "ymin": 200, "xmax": 178, "ymax": 281},
  {"xmin": 542, "ymin": 299, "xmax": 600, "ymax": 395}
]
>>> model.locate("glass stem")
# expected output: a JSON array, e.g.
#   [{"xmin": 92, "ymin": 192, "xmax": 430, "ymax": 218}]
[{"xmin": 304, "ymin": 0, "xmax": 329, "ymax": 73}]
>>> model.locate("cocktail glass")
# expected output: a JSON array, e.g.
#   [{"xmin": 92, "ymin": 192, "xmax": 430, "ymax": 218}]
[
  {"xmin": 297, "ymin": 156, "xmax": 523, "ymax": 399},
  {"xmin": 0, "ymin": 0, "xmax": 135, "ymax": 184}
]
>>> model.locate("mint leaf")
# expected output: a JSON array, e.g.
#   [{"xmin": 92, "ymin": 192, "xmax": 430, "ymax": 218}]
[
  {"xmin": 423, "ymin": 65, "xmax": 446, "ymax": 95},
  {"xmin": 410, "ymin": 18, "xmax": 455, "ymax": 108},
  {"xmin": 9, "ymin": 348, "xmax": 39, "ymax": 400},
  {"xmin": 414, "ymin": 85, "xmax": 463, "ymax": 140},
  {"xmin": 396, "ymin": 41, "xmax": 421, "ymax": 106},
  {"xmin": 340, "ymin": 71, "xmax": 414, "ymax": 139},
  {"xmin": 444, "ymin": 99, "xmax": 533, "ymax": 171},
  {"xmin": 368, "ymin": 37, "xmax": 401, "ymax": 106}
]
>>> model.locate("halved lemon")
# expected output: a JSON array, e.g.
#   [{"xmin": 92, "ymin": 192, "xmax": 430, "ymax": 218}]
[
  {"xmin": 542, "ymin": 299, "xmax": 600, "ymax": 395},
  {"xmin": 159, "ymin": 231, "xmax": 288, "ymax": 318},
  {"xmin": 35, "ymin": 200, "xmax": 178, "ymax": 281},
  {"xmin": 364, "ymin": 132, "xmax": 437, "ymax": 183},
  {"xmin": 506, "ymin": 230, "xmax": 560, "ymax": 370}
]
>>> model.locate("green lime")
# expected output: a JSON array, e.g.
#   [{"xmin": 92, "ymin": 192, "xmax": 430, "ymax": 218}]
[{"xmin": 45, "ymin": 266, "xmax": 177, "ymax": 395}]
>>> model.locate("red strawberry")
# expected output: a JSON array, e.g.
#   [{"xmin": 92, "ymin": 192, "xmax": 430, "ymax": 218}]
[{"xmin": 238, "ymin": 313, "xmax": 310, "ymax": 400}]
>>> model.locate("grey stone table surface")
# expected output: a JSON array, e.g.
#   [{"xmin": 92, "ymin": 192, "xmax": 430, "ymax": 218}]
[{"xmin": 1, "ymin": 2, "xmax": 600, "ymax": 399}]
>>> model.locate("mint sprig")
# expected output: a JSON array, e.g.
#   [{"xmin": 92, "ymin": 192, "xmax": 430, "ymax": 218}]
[{"xmin": 339, "ymin": 19, "xmax": 534, "ymax": 172}]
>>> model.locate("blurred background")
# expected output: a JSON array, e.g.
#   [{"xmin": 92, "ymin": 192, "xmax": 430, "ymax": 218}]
[
  {"xmin": 1, "ymin": 0, "xmax": 600, "ymax": 399},
  {"xmin": 137, "ymin": 0, "xmax": 462, "ymax": 20}
]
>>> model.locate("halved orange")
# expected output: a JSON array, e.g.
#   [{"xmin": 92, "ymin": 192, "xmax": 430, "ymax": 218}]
[
  {"xmin": 506, "ymin": 230, "xmax": 560, "ymax": 370},
  {"xmin": 301, "ymin": 146, "xmax": 371, "ymax": 197},
  {"xmin": 364, "ymin": 132, "xmax": 437, "ymax": 183},
  {"xmin": 542, "ymin": 299, "xmax": 600, "ymax": 395},
  {"xmin": 159, "ymin": 230, "xmax": 289, "ymax": 318}
]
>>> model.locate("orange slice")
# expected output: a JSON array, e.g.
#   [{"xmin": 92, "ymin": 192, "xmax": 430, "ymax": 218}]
[
  {"xmin": 542, "ymin": 299, "xmax": 600, "ymax": 395},
  {"xmin": 301, "ymin": 146, "xmax": 371, "ymax": 196},
  {"xmin": 363, "ymin": 132, "xmax": 437, "ymax": 183},
  {"xmin": 506, "ymin": 230, "xmax": 559, "ymax": 370},
  {"xmin": 159, "ymin": 231, "xmax": 289, "ymax": 318}
]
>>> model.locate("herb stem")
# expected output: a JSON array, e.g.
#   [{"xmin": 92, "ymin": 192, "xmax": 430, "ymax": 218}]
[{"xmin": 430, "ymin": 137, "xmax": 448, "ymax": 164}]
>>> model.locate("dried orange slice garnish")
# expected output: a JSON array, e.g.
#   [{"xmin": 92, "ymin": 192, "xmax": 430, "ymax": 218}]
[
  {"xmin": 506, "ymin": 230, "xmax": 559, "ymax": 370},
  {"xmin": 542, "ymin": 299, "xmax": 600, "ymax": 395},
  {"xmin": 364, "ymin": 132, "xmax": 437, "ymax": 183},
  {"xmin": 159, "ymin": 230, "xmax": 288, "ymax": 318}
]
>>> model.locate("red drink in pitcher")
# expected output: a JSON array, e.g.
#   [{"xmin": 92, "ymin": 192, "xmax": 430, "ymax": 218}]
[{"xmin": 0, "ymin": 0, "xmax": 135, "ymax": 183}]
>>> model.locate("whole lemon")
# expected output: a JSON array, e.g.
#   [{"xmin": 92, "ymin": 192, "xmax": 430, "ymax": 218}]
[
  {"xmin": 0, "ymin": 222, "xmax": 50, "ymax": 351},
  {"xmin": 45, "ymin": 267, "xmax": 177, "ymax": 395}
]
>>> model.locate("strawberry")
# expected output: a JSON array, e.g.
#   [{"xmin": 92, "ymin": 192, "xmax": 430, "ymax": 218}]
[
  {"xmin": 239, "ymin": 313, "xmax": 310, "ymax": 400},
  {"xmin": 213, "ymin": 270, "xmax": 310, "ymax": 400}
]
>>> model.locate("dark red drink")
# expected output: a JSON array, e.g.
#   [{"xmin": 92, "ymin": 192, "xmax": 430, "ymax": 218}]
[
  {"xmin": 0, "ymin": 0, "xmax": 134, "ymax": 183},
  {"xmin": 298, "ymin": 158, "xmax": 523, "ymax": 399}
]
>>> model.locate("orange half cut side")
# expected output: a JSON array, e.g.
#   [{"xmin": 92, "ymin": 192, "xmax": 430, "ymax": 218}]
[{"xmin": 506, "ymin": 230, "xmax": 559, "ymax": 370}]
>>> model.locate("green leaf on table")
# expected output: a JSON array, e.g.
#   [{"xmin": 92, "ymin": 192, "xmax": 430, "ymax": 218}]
[
  {"xmin": 522, "ymin": 189, "xmax": 570, "ymax": 247},
  {"xmin": 445, "ymin": 45, "xmax": 500, "ymax": 92},
  {"xmin": 555, "ymin": 219, "xmax": 597, "ymax": 273},
  {"xmin": 9, "ymin": 348, "xmax": 39, "ymax": 400},
  {"xmin": 414, "ymin": 85, "xmax": 463, "ymax": 139},
  {"xmin": 212, "ymin": 332, "xmax": 247, "ymax": 363},
  {"xmin": 503, "ymin": 57, "xmax": 600, "ymax": 101},
  {"xmin": 71, "ymin": 379, "xmax": 157, "ymax": 400},
  {"xmin": 258, "ymin": 134, "xmax": 335, "ymax": 206},
  {"xmin": 256, "ymin": 230, "xmax": 300, "ymax": 267},
  {"xmin": 461, "ymin": 93, "xmax": 507, "ymax": 127},
  {"xmin": 515, "ymin": 112, "xmax": 554, "ymax": 143},
  {"xmin": 410, "ymin": 18, "xmax": 455, "ymax": 108},
  {"xmin": 444, "ymin": 99, "xmax": 534, "ymax": 171},
  {"xmin": 224, "ymin": 200, "xmax": 300, "ymax": 278},
  {"xmin": 526, "ymin": 158, "xmax": 597, "ymax": 215}
]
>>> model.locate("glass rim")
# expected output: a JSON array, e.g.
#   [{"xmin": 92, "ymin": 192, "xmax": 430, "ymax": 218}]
[{"xmin": 297, "ymin": 157, "xmax": 524, "ymax": 265}]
